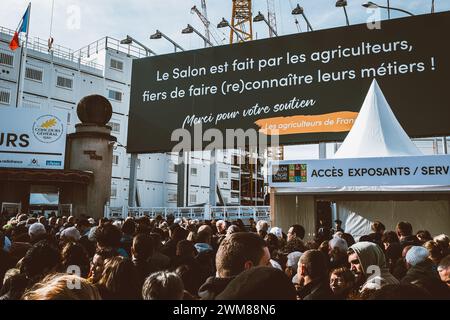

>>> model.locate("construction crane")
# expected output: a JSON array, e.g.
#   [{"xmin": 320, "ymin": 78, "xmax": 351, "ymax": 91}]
[
  {"xmin": 230, "ymin": 0, "xmax": 253, "ymax": 43},
  {"xmin": 266, "ymin": 0, "xmax": 277, "ymax": 37},
  {"xmin": 191, "ymin": 4, "xmax": 222, "ymax": 45}
]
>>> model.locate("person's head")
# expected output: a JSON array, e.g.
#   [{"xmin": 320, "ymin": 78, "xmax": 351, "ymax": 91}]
[
  {"xmin": 226, "ymin": 225, "xmax": 240, "ymax": 236},
  {"xmin": 121, "ymin": 219, "xmax": 136, "ymax": 236},
  {"xmin": 437, "ymin": 255, "xmax": 450, "ymax": 288},
  {"xmin": 176, "ymin": 240, "xmax": 196, "ymax": 257},
  {"xmin": 28, "ymin": 223, "xmax": 47, "ymax": 243},
  {"xmin": 20, "ymin": 240, "xmax": 61, "ymax": 284},
  {"xmin": 334, "ymin": 219, "xmax": 342, "ymax": 228},
  {"xmin": 298, "ymin": 250, "xmax": 328, "ymax": 283},
  {"xmin": 396, "ymin": 221, "xmax": 413, "ymax": 238},
  {"xmin": 95, "ymin": 223, "xmax": 122, "ymax": 249},
  {"xmin": 48, "ymin": 217, "xmax": 57, "ymax": 226},
  {"xmin": 67, "ymin": 216, "xmax": 75, "ymax": 225},
  {"xmin": 61, "ymin": 242, "xmax": 90, "ymax": 278},
  {"xmin": 381, "ymin": 231, "xmax": 399, "ymax": 250},
  {"xmin": 285, "ymin": 251, "xmax": 302, "ymax": 279},
  {"xmin": 371, "ymin": 221, "xmax": 385, "ymax": 235},
  {"xmin": 142, "ymin": 271, "xmax": 184, "ymax": 300},
  {"xmin": 287, "ymin": 224, "xmax": 305, "ymax": 242},
  {"xmin": 98, "ymin": 256, "xmax": 140, "ymax": 300},
  {"xmin": 38, "ymin": 216, "xmax": 47, "ymax": 226},
  {"xmin": 56, "ymin": 218, "xmax": 63, "ymax": 227},
  {"xmin": 132, "ymin": 233, "xmax": 154, "ymax": 261},
  {"xmin": 196, "ymin": 229, "xmax": 212, "ymax": 245},
  {"xmin": 434, "ymin": 234, "xmax": 450, "ymax": 254},
  {"xmin": 216, "ymin": 232, "xmax": 270, "ymax": 278},
  {"xmin": 348, "ymin": 242, "xmax": 386, "ymax": 285},
  {"xmin": 416, "ymin": 230, "xmax": 433, "ymax": 244},
  {"xmin": 405, "ymin": 246, "xmax": 430, "ymax": 269},
  {"xmin": 216, "ymin": 220, "xmax": 227, "ymax": 234},
  {"xmin": 329, "ymin": 267, "xmax": 356, "ymax": 297},
  {"xmin": 60, "ymin": 227, "xmax": 81, "ymax": 243},
  {"xmin": 256, "ymin": 220, "xmax": 269, "ymax": 233},
  {"xmin": 269, "ymin": 227, "xmax": 283, "ymax": 240},
  {"xmin": 22, "ymin": 273, "xmax": 101, "ymax": 300},
  {"xmin": 423, "ymin": 240, "xmax": 444, "ymax": 265}
]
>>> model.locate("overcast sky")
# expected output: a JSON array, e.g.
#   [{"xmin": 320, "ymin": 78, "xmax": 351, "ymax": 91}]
[{"xmin": 2, "ymin": 0, "xmax": 449, "ymax": 54}]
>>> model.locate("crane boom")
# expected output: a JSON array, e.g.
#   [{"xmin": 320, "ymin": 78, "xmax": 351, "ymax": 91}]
[
  {"xmin": 230, "ymin": 0, "xmax": 253, "ymax": 43},
  {"xmin": 191, "ymin": 5, "xmax": 221, "ymax": 45}
]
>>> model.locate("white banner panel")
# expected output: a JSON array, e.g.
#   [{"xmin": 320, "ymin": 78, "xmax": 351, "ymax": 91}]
[
  {"xmin": 269, "ymin": 155, "xmax": 450, "ymax": 188},
  {"xmin": 0, "ymin": 108, "xmax": 67, "ymax": 170}
]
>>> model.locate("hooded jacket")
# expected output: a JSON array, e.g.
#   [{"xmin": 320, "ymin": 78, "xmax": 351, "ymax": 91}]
[
  {"xmin": 350, "ymin": 242, "xmax": 399, "ymax": 291},
  {"xmin": 198, "ymin": 276, "xmax": 235, "ymax": 300}
]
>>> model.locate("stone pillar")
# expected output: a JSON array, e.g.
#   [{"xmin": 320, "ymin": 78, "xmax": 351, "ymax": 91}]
[{"xmin": 66, "ymin": 95, "xmax": 116, "ymax": 219}]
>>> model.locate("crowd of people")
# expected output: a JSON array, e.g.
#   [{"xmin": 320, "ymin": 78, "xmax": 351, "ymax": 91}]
[{"xmin": 0, "ymin": 212, "xmax": 449, "ymax": 300}]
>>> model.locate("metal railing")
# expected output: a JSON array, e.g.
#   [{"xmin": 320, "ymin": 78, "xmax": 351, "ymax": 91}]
[{"xmin": 104, "ymin": 205, "xmax": 271, "ymax": 222}]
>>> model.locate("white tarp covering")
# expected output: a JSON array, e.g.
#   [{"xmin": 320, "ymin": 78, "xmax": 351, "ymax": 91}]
[
  {"xmin": 337, "ymin": 201, "xmax": 450, "ymax": 239},
  {"xmin": 334, "ymin": 79, "xmax": 422, "ymax": 158}
]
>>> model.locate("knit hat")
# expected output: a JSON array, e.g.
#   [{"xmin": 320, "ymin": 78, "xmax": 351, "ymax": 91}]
[
  {"xmin": 269, "ymin": 227, "xmax": 283, "ymax": 239},
  {"xmin": 60, "ymin": 227, "xmax": 81, "ymax": 242},
  {"xmin": 215, "ymin": 267, "xmax": 296, "ymax": 300},
  {"xmin": 405, "ymin": 246, "xmax": 429, "ymax": 266},
  {"xmin": 330, "ymin": 236, "xmax": 348, "ymax": 253},
  {"xmin": 28, "ymin": 223, "xmax": 46, "ymax": 238},
  {"xmin": 286, "ymin": 251, "xmax": 303, "ymax": 268}
]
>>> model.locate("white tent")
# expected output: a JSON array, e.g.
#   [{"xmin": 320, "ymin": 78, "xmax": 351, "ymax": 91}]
[
  {"xmin": 270, "ymin": 79, "xmax": 450, "ymax": 238},
  {"xmin": 334, "ymin": 79, "xmax": 422, "ymax": 159}
]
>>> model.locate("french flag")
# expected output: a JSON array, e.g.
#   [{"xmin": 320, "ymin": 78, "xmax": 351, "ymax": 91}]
[{"xmin": 9, "ymin": 5, "xmax": 31, "ymax": 51}]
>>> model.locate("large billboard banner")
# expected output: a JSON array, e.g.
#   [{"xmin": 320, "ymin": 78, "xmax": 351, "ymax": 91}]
[
  {"xmin": 128, "ymin": 12, "xmax": 450, "ymax": 153},
  {"xmin": 0, "ymin": 108, "xmax": 67, "ymax": 170}
]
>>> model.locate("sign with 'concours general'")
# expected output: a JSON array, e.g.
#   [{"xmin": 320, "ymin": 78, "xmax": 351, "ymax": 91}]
[
  {"xmin": 0, "ymin": 108, "xmax": 67, "ymax": 170},
  {"xmin": 269, "ymin": 155, "xmax": 450, "ymax": 188}
]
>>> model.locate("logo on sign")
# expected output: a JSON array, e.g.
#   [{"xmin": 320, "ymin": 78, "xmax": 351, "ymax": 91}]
[
  {"xmin": 46, "ymin": 160, "xmax": 62, "ymax": 167},
  {"xmin": 29, "ymin": 158, "xmax": 40, "ymax": 167},
  {"xmin": 289, "ymin": 164, "xmax": 307, "ymax": 183},
  {"xmin": 33, "ymin": 115, "xmax": 64, "ymax": 144}
]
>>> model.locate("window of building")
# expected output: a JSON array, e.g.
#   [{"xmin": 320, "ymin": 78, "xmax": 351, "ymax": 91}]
[
  {"xmin": 108, "ymin": 89, "xmax": 122, "ymax": 102},
  {"xmin": 25, "ymin": 67, "xmax": 43, "ymax": 82},
  {"xmin": 23, "ymin": 99, "xmax": 41, "ymax": 109},
  {"xmin": 110, "ymin": 58, "xmax": 124, "ymax": 71},
  {"xmin": 108, "ymin": 122, "xmax": 121, "ymax": 133},
  {"xmin": 127, "ymin": 157, "xmax": 141, "ymax": 168},
  {"xmin": 56, "ymin": 76, "xmax": 73, "ymax": 89},
  {"xmin": 0, "ymin": 51, "xmax": 14, "ymax": 66},
  {"xmin": 111, "ymin": 185, "xmax": 117, "ymax": 198},
  {"xmin": 168, "ymin": 161, "xmax": 176, "ymax": 172},
  {"xmin": 191, "ymin": 167, "xmax": 198, "ymax": 176},
  {"xmin": 167, "ymin": 192, "xmax": 177, "ymax": 203},
  {"xmin": 0, "ymin": 89, "xmax": 11, "ymax": 105},
  {"xmin": 190, "ymin": 194, "xmax": 197, "ymax": 204},
  {"xmin": 219, "ymin": 171, "xmax": 229, "ymax": 179},
  {"xmin": 112, "ymin": 155, "xmax": 119, "ymax": 166}
]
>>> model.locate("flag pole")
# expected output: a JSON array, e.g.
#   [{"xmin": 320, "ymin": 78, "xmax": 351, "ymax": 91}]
[{"xmin": 16, "ymin": 3, "xmax": 31, "ymax": 108}]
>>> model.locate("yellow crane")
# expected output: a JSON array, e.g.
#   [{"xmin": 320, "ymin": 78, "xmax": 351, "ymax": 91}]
[{"xmin": 230, "ymin": 0, "xmax": 253, "ymax": 43}]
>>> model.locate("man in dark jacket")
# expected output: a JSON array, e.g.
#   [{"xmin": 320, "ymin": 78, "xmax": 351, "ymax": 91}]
[
  {"xmin": 402, "ymin": 246, "xmax": 449, "ymax": 299},
  {"xmin": 296, "ymin": 250, "xmax": 334, "ymax": 300},
  {"xmin": 198, "ymin": 232, "xmax": 270, "ymax": 299}
]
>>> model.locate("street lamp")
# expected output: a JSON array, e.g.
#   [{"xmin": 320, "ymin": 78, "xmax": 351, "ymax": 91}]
[
  {"xmin": 217, "ymin": 17, "xmax": 246, "ymax": 42},
  {"xmin": 291, "ymin": 4, "xmax": 314, "ymax": 31},
  {"xmin": 362, "ymin": 2, "xmax": 415, "ymax": 16},
  {"xmin": 119, "ymin": 35, "xmax": 156, "ymax": 56},
  {"xmin": 181, "ymin": 24, "xmax": 214, "ymax": 47},
  {"xmin": 253, "ymin": 11, "xmax": 278, "ymax": 37},
  {"xmin": 335, "ymin": 0, "xmax": 350, "ymax": 26},
  {"xmin": 150, "ymin": 30, "xmax": 185, "ymax": 52}
]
